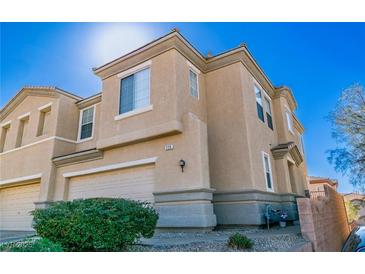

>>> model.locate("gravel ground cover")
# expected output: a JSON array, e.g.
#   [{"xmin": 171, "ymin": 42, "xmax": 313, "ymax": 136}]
[{"xmin": 133, "ymin": 225, "xmax": 309, "ymax": 252}]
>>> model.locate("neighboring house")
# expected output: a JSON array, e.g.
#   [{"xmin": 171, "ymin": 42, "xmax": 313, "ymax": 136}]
[
  {"xmin": 344, "ymin": 193, "xmax": 365, "ymax": 225},
  {"xmin": 308, "ymin": 176, "xmax": 338, "ymax": 193},
  {"xmin": 0, "ymin": 30, "xmax": 309, "ymax": 231}
]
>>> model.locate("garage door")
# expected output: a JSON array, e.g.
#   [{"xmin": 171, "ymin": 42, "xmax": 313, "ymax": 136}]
[
  {"xmin": 0, "ymin": 183, "xmax": 40, "ymax": 231},
  {"xmin": 68, "ymin": 165, "xmax": 155, "ymax": 203}
]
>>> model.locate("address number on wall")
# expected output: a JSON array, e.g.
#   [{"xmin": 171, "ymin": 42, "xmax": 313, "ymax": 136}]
[{"xmin": 164, "ymin": 144, "xmax": 174, "ymax": 151}]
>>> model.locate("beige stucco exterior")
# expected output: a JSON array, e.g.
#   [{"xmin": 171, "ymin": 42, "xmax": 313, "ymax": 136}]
[{"xmin": 0, "ymin": 30, "xmax": 309, "ymax": 230}]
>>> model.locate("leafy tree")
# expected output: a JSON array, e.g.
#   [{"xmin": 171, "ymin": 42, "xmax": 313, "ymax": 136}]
[
  {"xmin": 345, "ymin": 201, "xmax": 360, "ymax": 223},
  {"xmin": 327, "ymin": 84, "xmax": 365, "ymax": 193}
]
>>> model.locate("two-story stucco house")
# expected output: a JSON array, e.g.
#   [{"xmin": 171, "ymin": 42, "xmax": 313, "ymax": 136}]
[{"xmin": 0, "ymin": 30, "xmax": 309, "ymax": 231}]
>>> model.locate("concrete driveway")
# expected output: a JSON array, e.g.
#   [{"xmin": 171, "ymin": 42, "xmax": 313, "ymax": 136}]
[{"xmin": 0, "ymin": 231, "xmax": 36, "ymax": 244}]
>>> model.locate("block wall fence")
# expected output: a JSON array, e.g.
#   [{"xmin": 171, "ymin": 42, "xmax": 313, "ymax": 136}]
[{"xmin": 297, "ymin": 185, "xmax": 350, "ymax": 252}]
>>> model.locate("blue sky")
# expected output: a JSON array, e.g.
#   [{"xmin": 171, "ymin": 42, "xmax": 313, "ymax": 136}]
[{"xmin": 1, "ymin": 23, "xmax": 364, "ymax": 193}]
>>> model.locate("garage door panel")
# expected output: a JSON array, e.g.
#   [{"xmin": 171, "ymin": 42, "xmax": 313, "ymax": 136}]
[
  {"xmin": 68, "ymin": 165, "xmax": 155, "ymax": 203},
  {"xmin": 0, "ymin": 183, "xmax": 40, "ymax": 231}
]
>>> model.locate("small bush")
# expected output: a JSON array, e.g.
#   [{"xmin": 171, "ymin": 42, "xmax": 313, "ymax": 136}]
[
  {"xmin": 32, "ymin": 198, "xmax": 159, "ymax": 251},
  {"xmin": 0, "ymin": 238, "xmax": 63, "ymax": 252},
  {"xmin": 228, "ymin": 233, "xmax": 254, "ymax": 250}
]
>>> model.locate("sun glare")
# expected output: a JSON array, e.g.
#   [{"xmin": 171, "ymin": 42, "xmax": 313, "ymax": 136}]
[{"xmin": 89, "ymin": 23, "xmax": 157, "ymax": 67}]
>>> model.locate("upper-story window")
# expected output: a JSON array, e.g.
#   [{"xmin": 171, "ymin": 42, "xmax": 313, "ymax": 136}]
[
  {"xmin": 119, "ymin": 67, "xmax": 150, "ymax": 114},
  {"xmin": 264, "ymin": 97, "xmax": 273, "ymax": 130},
  {"xmin": 254, "ymin": 85, "xmax": 265, "ymax": 122},
  {"xmin": 78, "ymin": 106, "xmax": 95, "ymax": 141},
  {"xmin": 15, "ymin": 113, "xmax": 30, "ymax": 148},
  {"xmin": 262, "ymin": 152, "xmax": 274, "ymax": 191},
  {"xmin": 36, "ymin": 102, "xmax": 52, "ymax": 137},
  {"xmin": 286, "ymin": 109, "xmax": 294, "ymax": 134},
  {"xmin": 0, "ymin": 121, "xmax": 11, "ymax": 153},
  {"xmin": 189, "ymin": 69, "xmax": 199, "ymax": 98}
]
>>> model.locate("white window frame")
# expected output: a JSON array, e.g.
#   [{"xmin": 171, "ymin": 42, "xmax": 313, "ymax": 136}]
[
  {"xmin": 285, "ymin": 106, "xmax": 294, "ymax": 134},
  {"xmin": 298, "ymin": 133, "xmax": 305, "ymax": 155},
  {"xmin": 77, "ymin": 105, "xmax": 96, "ymax": 143},
  {"xmin": 262, "ymin": 151, "xmax": 274, "ymax": 192},
  {"xmin": 187, "ymin": 61, "xmax": 200, "ymax": 99},
  {"xmin": 264, "ymin": 95, "xmax": 274, "ymax": 129},
  {"xmin": 115, "ymin": 60, "xmax": 153, "ymax": 120}
]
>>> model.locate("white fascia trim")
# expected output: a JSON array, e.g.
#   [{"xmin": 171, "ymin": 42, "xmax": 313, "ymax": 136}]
[
  {"xmin": 18, "ymin": 112, "xmax": 31, "ymax": 120},
  {"xmin": 0, "ymin": 173, "xmax": 42, "ymax": 186},
  {"xmin": 0, "ymin": 136, "xmax": 76, "ymax": 156},
  {"xmin": 114, "ymin": 105, "xmax": 153, "ymax": 121},
  {"xmin": 1, "ymin": 120, "xmax": 12, "ymax": 128},
  {"xmin": 38, "ymin": 102, "xmax": 53, "ymax": 111},
  {"xmin": 77, "ymin": 105, "xmax": 96, "ymax": 142},
  {"xmin": 262, "ymin": 151, "xmax": 275, "ymax": 192},
  {"xmin": 117, "ymin": 60, "xmax": 152, "ymax": 79},
  {"xmin": 63, "ymin": 156, "xmax": 158, "ymax": 178}
]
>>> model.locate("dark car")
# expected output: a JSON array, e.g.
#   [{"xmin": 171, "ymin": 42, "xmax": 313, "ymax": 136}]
[{"xmin": 342, "ymin": 226, "xmax": 365, "ymax": 252}]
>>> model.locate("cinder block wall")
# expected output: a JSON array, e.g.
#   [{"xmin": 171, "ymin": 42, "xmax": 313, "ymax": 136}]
[{"xmin": 297, "ymin": 185, "xmax": 350, "ymax": 252}]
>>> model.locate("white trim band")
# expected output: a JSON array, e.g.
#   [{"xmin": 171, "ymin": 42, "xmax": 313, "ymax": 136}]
[
  {"xmin": 18, "ymin": 112, "xmax": 31, "ymax": 120},
  {"xmin": 117, "ymin": 60, "xmax": 152, "ymax": 79},
  {"xmin": 63, "ymin": 156, "xmax": 158, "ymax": 178},
  {"xmin": 38, "ymin": 102, "xmax": 53, "ymax": 111},
  {"xmin": 1, "ymin": 120, "xmax": 12, "ymax": 128},
  {"xmin": 0, "ymin": 173, "xmax": 42, "ymax": 186},
  {"xmin": 0, "ymin": 136, "xmax": 76, "ymax": 156},
  {"xmin": 114, "ymin": 105, "xmax": 153, "ymax": 121}
]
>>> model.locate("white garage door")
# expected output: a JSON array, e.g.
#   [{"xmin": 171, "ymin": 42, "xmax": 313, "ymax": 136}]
[
  {"xmin": 0, "ymin": 183, "xmax": 40, "ymax": 231},
  {"xmin": 68, "ymin": 165, "xmax": 155, "ymax": 203}
]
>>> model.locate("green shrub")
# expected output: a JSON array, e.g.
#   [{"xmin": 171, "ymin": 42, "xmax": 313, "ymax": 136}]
[
  {"xmin": 32, "ymin": 198, "xmax": 159, "ymax": 251},
  {"xmin": 0, "ymin": 238, "xmax": 63, "ymax": 252},
  {"xmin": 227, "ymin": 233, "xmax": 254, "ymax": 250}
]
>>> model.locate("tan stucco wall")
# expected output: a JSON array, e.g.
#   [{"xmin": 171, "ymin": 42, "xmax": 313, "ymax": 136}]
[
  {"xmin": 53, "ymin": 112, "xmax": 210, "ymax": 201},
  {"xmin": 205, "ymin": 61, "xmax": 306, "ymax": 196},
  {"xmin": 205, "ymin": 63, "xmax": 255, "ymax": 192},
  {"xmin": 1, "ymin": 35, "xmax": 308, "ymax": 213}
]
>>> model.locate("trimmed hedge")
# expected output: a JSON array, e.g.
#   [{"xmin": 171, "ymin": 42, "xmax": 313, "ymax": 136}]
[
  {"xmin": 0, "ymin": 238, "xmax": 63, "ymax": 252},
  {"xmin": 32, "ymin": 198, "xmax": 159, "ymax": 251}
]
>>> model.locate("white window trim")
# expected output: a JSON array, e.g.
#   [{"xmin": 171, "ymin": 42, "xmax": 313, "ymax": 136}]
[
  {"xmin": 0, "ymin": 120, "xmax": 11, "ymax": 128},
  {"xmin": 262, "ymin": 151, "xmax": 274, "ymax": 192},
  {"xmin": 253, "ymin": 79, "xmax": 271, "ymax": 100},
  {"xmin": 187, "ymin": 61, "xmax": 200, "ymax": 99},
  {"xmin": 285, "ymin": 106, "xmax": 294, "ymax": 135},
  {"xmin": 264, "ymin": 96, "xmax": 272, "ymax": 114},
  {"xmin": 114, "ymin": 104, "xmax": 153, "ymax": 121},
  {"xmin": 38, "ymin": 102, "xmax": 53, "ymax": 111},
  {"xmin": 187, "ymin": 60, "xmax": 201, "ymax": 74},
  {"xmin": 17, "ymin": 112, "xmax": 31, "ymax": 120},
  {"xmin": 117, "ymin": 60, "xmax": 152, "ymax": 117},
  {"xmin": 77, "ymin": 105, "xmax": 96, "ymax": 143},
  {"xmin": 189, "ymin": 69, "xmax": 200, "ymax": 100},
  {"xmin": 117, "ymin": 60, "xmax": 152, "ymax": 79}
]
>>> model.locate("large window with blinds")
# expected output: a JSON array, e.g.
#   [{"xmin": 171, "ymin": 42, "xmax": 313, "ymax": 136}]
[{"xmin": 119, "ymin": 68, "xmax": 150, "ymax": 114}]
